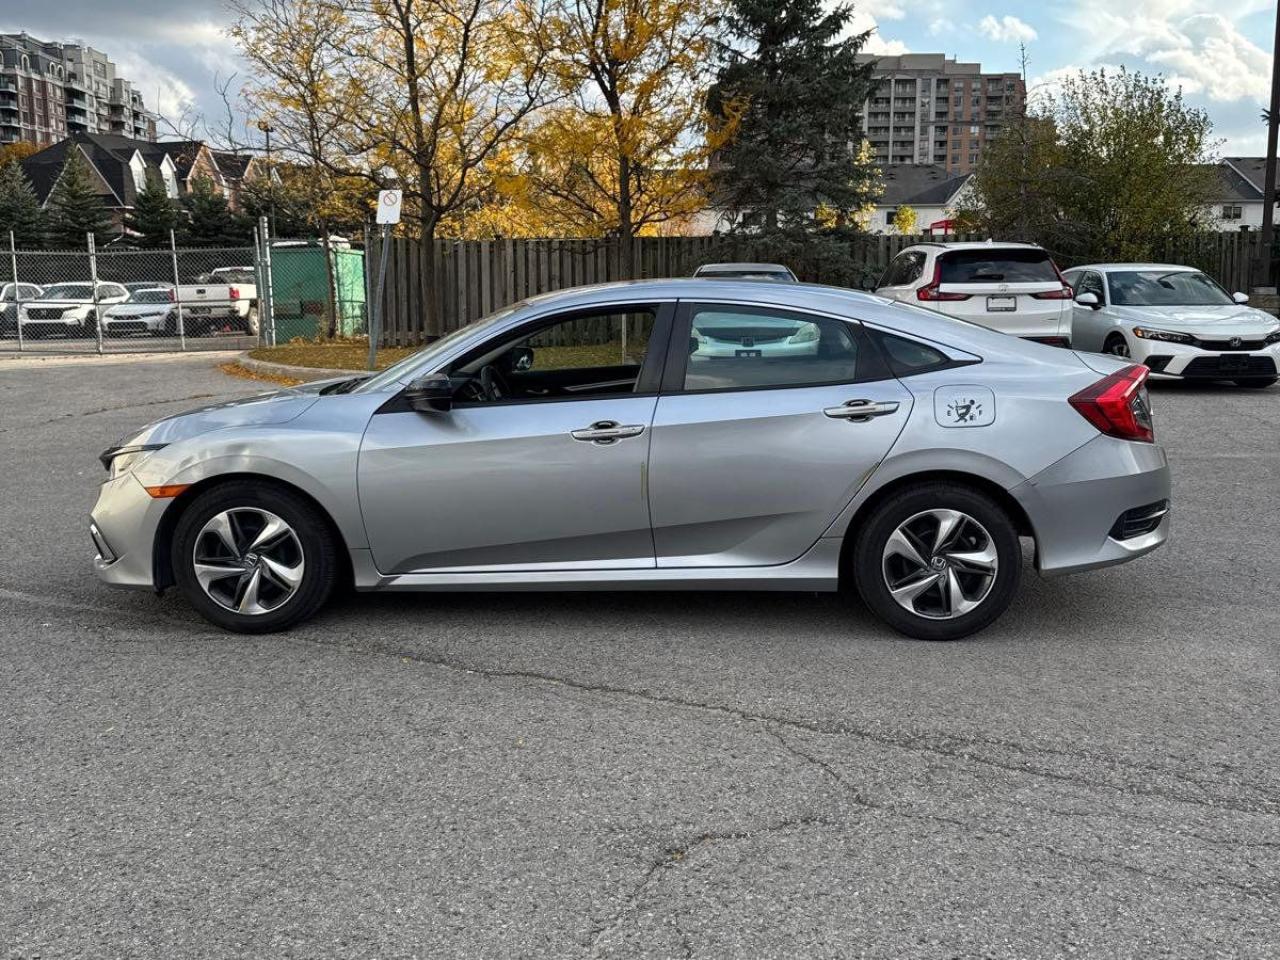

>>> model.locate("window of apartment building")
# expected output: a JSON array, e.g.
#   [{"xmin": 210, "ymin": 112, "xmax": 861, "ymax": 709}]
[
  {"xmin": 1222, "ymin": 205, "xmax": 1243, "ymax": 221},
  {"xmin": 969, "ymin": 153, "xmax": 979, "ymax": 165},
  {"xmin": 969, "ymin": 125, "xmax": 979, "ymax": 135}
]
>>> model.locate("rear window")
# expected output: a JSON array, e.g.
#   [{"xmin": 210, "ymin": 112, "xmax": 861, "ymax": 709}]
[
  {"xmin": 130, "ymin": 289, "xmax": 172, "ymax": 303},
  {"xmin": 939, "ymin": 250, "xmax": 1058, "ymax": 284}
]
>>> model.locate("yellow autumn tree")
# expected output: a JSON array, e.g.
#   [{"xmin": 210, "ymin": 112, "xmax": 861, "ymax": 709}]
[
  {"xmin": 232, "ymin": 0, "xmax": 556, "ymax": 334},
  {"xmin": 479, "ymin": 0, "xmax": 732, "ymax": 271}
]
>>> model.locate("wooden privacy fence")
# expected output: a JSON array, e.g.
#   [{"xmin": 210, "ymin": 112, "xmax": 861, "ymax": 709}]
[{"xmin": 366, "ymin": 230, "xmax": 1268, "ymax": 345}]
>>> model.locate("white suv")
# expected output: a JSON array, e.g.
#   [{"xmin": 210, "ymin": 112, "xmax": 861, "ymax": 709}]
[{"xmin": 874, "ymin": 242, "xmax": 1075, "ymax": 346}]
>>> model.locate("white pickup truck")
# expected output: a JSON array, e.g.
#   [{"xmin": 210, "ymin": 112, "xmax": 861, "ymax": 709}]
[{"xmin": 175, "ymin": 267, "xmax": 259, "ymax": 334}]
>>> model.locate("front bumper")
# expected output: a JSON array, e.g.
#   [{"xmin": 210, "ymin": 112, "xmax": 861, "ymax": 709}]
[
  {"xmin": 90, "ymin": 473, "xmax": 171, "ymax": 590},
  {"xmin": 1130, "ymin": 338, "xmax": 1280, "ymax": 379},
  {"xmin": 1011, "ymin": 434, "xmax": 1171, "ymax": 577}
]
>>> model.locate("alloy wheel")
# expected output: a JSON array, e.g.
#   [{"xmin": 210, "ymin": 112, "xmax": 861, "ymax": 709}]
[
  {"xmin": 1106, "ymin": 338, "xmax": 1130, "ymax": 358},
  {"xmin": 881, "ymin": 509, "xmax": 999, "ymax": 620},
  {"xmin": 192, "ymin": 507, "xmax": 305, "ymax": 615}
]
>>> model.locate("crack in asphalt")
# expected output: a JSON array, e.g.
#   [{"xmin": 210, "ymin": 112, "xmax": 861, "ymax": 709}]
[
  {"xmin": 585, "ymin": 814, "xmax": 846, "ymax": 958},
  {"xmin": 283, "ymin": 633, "xmax": 1280, "ymax": 820}
]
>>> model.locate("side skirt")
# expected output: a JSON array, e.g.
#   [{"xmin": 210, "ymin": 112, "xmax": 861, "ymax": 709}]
[{"xmin": 352, "ymin": 538, "xmax": 844, "ymax": 593}]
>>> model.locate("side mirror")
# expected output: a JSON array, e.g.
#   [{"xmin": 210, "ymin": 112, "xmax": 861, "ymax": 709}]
[
  {"xmin": 1233, "ymin": 292, "xmax": 1249, "ymax": 304},
  {"xmin": 1075, "ymin": 292, "xmax": 1100, "ymax": 308},
  {"xmin": 404, "ymin": 374, "xmax": 453, "ymax": 413}
]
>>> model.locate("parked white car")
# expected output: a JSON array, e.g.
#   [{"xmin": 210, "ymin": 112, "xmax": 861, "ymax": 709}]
[
  {"xmin": 1, "ymin": 282, "xmax": 44, "ymax": 336},
  {"xmin": 101, "ymin": 286, "xmax": 178, "ymax": 337},
  {"xmin": 693, "ymin": 262, "xmax": 798, "ymax": 283},
  {"xmin": 1064, "ymin": 263, "xmax": 1280, "ymax": 388},
  {"xmin": 18, "ymin": 281, "xmax": 129, "ymax": 338},
  {"xmin": 875, "ymin": 242, "xmax": 1074, "ymax": 345}
]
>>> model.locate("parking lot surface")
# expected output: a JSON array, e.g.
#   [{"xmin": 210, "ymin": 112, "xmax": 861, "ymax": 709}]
[{"xmin": 2, "ymin": 354, "xmax": 1278, "ymax": 959}]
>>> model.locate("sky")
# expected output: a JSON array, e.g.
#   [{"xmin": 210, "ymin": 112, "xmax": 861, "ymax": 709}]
[{"xmin": 2, "ymin": 0, "xmax": 1275, "ymax": 156}]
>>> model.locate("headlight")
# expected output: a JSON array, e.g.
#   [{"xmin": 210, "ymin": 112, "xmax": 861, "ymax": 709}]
[
  {"xmin": 1133, "ymin": 327, "xmax": 1194, "ymax": 344},
  {"xmin": 1265, "ymin": 329, "xmax": 1280, "ymax": 345},
  {"xmin": 100, "ymin": 444, "xmax": 165, "ymax": 480}
]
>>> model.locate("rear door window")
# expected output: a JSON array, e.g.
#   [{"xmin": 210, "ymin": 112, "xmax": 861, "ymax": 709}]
[{"xmin": 938, "ymin": 250, "xmax": 1058, "ymax": 284}]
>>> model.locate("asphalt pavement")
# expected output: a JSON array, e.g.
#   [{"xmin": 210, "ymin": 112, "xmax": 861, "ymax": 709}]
[{"xmin": 2, "ymin": 353, "xmax": 1278, "ymax": 959}]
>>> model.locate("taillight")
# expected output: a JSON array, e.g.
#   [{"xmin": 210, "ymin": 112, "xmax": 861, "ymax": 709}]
[
  {"xmin": 916, "ymin": 262, "xmax": 970, "ymax": 302},
  {"xmin": 1069, "ymin": 365, "xmax": 1154, "ymax": 443},
  {"xmin": 229, "ymin": 286, "xmax": 240, "ymax": 301},
  {"xmin": 1033, "ymin": 260, "xmax": 1074, "ymax": 300},
  {"xmin": 1032, "ymin": 286, "xmax": 1073, "ymax": 300},
  {"xmin": 167, "ymin": 288, "xmax": 175, "ymax": 302}
]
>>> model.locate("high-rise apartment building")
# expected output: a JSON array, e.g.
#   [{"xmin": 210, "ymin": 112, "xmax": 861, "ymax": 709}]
[
  {"xmin": 858, "ymin": 54, "xmax": 1024, "ymax": 174},
  {"xmin": 0, "ymin": 33, "xmax": 156, "ymax": 148}
]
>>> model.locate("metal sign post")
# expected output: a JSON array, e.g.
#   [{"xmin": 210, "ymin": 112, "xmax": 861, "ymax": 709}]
[
  {"xmin": 9, "ymin": 231, "xmax": 23, "ymax": 352},
  {"xmin": 369, "ymin": 189, "xmax": 402, "ymax": 371},
  {"xmin": 169, "ymin": 229, "xmax": 186, "ymax": 350},
  {"xmin": 86, "ymin": 232, "xmax": 103, "ymax": 354}
]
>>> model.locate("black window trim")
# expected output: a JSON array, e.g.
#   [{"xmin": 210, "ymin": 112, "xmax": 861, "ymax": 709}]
[
  {"xmin": 660, "ymin": 300, "xmax": 894, "ymax": 397},
  {"xmin": 861, "ymin": 321, "xmax": 983, "ymax": 378}
]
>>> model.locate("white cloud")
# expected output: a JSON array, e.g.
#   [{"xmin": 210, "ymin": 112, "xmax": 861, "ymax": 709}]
[
  {"xmin": 1064, "ymin": 3, "xmax": 1271, "ymax": 103},
  {"xmin": 848, "ymin": 9, "xmax": 910, "ymax": 55},
  {"xmin": 978, "ymin": 15, "xmax": 1038, "ymax": 44}
]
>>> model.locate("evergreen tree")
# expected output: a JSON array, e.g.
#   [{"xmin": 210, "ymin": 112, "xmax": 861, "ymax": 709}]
[
  {"xmin": 708, "ymin": 0, "xmax": 879, "ymax": 235},
  {"xmin": 125, "ymin": 170, "xmax": 180, "ymax": 248},
  {"xmin": 0, "ymin": 161, "xmax": 45, "ymax": 247},
  {"xmin": 180, "ymin": 175, "xmax": 249, "ymax": 246},
  {"xmin": 44, "ymin": 150, "xmax": 110, "ymax": 248}
]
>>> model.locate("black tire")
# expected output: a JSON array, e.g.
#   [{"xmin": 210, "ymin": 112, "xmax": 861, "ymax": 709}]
[
  {"xmin": 851, "ymin": 482, "xmax": 1022, "ymax": 641},
  {"xmin": 171, "ymin": 480, "xmax": 339, "ymax": 633},
  {"xmin": 1235, "ymin": 377, "xmax": 1277, "ymax": 388},
  {"xmin": 1103, "ymin": 333, "xmax": 1130, "ymax": 359}
]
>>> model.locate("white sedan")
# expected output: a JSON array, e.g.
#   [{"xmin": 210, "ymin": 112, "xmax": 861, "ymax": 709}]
[{"xmin": 1064, "ymin": 264, "xmax": 1280, "ymax": 388}]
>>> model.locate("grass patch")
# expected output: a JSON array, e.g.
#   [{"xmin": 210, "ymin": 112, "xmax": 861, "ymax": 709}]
[
  {"xmin": 249, "ymin": 339, "xmax": 646, "ymax": 372},
  {"xmin": 248, "ymin": 340, "xmax": 417, "ymax": 371}
]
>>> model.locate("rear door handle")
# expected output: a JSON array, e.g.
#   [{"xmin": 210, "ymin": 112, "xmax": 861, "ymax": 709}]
[
  {"xmin": 570, "ymin": 421, "xmax": 646, "ymax": 444},
  {"xmin": 824, "ymin": 399, "xmax": 900, "ymax": 422}
]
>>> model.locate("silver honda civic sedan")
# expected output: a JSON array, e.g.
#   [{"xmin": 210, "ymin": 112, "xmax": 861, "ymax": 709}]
[{"xmin": 91, "ymin": 280, "xmax": 1171, "ymax": 640}]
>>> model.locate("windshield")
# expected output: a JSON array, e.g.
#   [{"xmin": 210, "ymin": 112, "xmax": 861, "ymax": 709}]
[
  {"xmin": 130, "ymin": 289, "xmax": 172, "ymax": 303},
  {"xmin": 1107, "ymin": 270, "xmax": 1234, "ymax": 307},
  {"xmin": 40, "ymin": 283, "xmax": 94, "ymax": 300},
  {"xmin": 352, "ymin": 304, "xmax": 523, "ymax": 393}
]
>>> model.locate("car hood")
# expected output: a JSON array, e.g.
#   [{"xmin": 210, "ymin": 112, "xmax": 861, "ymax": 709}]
[
  {"xmin": 111, "ymin": 384, "xmax": 331, "ymax": 449},
  {"xmin": 1111, "ymin": 304, "xmax": 1280, "ymax": 336}
]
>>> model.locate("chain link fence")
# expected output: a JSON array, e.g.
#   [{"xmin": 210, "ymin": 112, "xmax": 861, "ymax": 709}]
[{"xmin": 0, "ymin": 229, "xmax": 368, "ymax": 355}]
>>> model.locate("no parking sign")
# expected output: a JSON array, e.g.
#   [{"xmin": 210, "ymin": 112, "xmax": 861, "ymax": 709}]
[{"xmin": 376, "ymin": 189, "xmax": 403, "ymax": 225}]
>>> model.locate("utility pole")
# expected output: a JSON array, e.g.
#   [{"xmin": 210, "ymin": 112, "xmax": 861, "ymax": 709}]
[{"xmin": 1259, "ymin": 0, "xmax": 1280, "ymax": 288}]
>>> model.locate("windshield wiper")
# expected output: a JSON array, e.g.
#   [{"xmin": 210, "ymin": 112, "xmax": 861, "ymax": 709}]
[{"xmin": 319, "ymin": 375, "xmax": 370, "ymax": 395}]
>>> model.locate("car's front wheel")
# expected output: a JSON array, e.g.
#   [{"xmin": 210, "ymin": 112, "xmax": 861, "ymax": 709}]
[
  {"xmin": 172, "ymin": 481, "xmax": 339, "ymax": 633},
  {"xmin": 851, "ymin": 483, "xmax": 1022, "ymax": 641},
  {"xmin": 1103, "ymin": 333, "xmax": 1130, "ymax": 359}
]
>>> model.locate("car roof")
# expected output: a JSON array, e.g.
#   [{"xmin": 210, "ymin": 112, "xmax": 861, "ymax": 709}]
[
  {"xmin": 694, "ymin": 262, "xmax": 793, "ymax": 272},
  {"xmin": 901, "ymin": 241, "xmax": 1046, "ymax": 253},
  {"xmin": 1067, "ymin": 263, "xmax": 1200, "ymax": 274}
]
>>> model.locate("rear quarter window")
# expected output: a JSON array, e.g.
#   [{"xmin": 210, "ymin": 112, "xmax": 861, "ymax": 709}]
[
  {"xmin": 939, "ymin": 250, "xmax": 1057, "ymax": 284},
  {"xmin": 872, "ymin": 330, "xmax": 959, "ymax": 377}
]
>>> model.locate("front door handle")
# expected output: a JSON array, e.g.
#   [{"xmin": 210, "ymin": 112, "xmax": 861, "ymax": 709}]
[
  {"xmin": 570, "ymin": 420, "xmax": 646, "ymax": 444},
  {"xmin": 823, "ymin": 399, "xmax": 901, "ymax": 422}
]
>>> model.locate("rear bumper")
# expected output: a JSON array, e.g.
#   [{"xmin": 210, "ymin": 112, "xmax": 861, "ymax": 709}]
[{"xmin": 1011, "ymin": 435, "xmax": 1171, "ymax": 577}]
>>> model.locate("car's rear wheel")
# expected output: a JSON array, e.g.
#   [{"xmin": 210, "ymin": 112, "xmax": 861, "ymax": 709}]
[
  {"xmin": 172, "ymin": 481, "xmax": 338, "ymax": 633},
  {"xmin": 1235, "ymin": 377, "xmax": 1277, "ymax": 388},
  {"xmin": 851, "ymin": 483, "xmax": 1022, "ymax": 641},
  {"xmin": 1104, "ymin": 333, "xmax": 1130, "ymax": 358}
]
